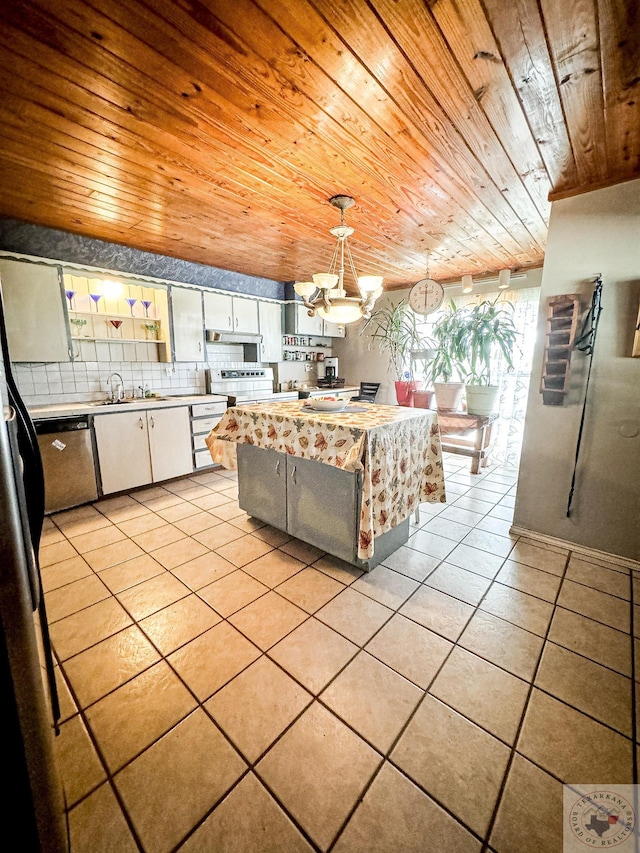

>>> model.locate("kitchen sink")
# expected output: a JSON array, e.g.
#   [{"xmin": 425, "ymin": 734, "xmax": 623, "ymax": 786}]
[
  {"xmin": 89, "ymin": 397, "xmax": 172, "ymax": 407},
  {"xmin": 89, "ymin": 400, "xmax": 136, "ymax": 407}
]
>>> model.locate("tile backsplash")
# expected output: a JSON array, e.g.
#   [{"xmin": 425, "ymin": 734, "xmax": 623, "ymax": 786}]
[{"xmin": 14, "ymin": 344, "xmax": 246, "ymax": 407}]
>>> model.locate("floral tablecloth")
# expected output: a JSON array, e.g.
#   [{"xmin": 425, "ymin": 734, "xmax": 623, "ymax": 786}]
[{"xmin": 206, "ymin": 402, "xmax": 446, "ymax": 560}]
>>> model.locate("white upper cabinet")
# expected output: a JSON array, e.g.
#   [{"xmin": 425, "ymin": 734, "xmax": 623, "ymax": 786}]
[
  {"xmin": 204, "ymin": 291, "xmax": 259, "ymax": 334},
  {"xmin": 258, "ymin": 301, "xmax": 282, "ymax": 362},
  {"xmin": 0, "ymin": 258, "xmax": 70, "ymax": 362},
  {"xmin": 171, "ymin": 286, "xmax": 204, "ymax": 361},
  {"xmin": 286, "ymin": 303, "xmax": 324, "ymax": 336},
  {"xmin": 321, "ymin": 318, "xmax": 346, "ymax": 338},
  {"xmin": 204, "ymin": 291, "xmax": 233, "ymax": 330},
  {"xmin": 232, "ymin": 296, "xmax": 259, "ymax": 333}
]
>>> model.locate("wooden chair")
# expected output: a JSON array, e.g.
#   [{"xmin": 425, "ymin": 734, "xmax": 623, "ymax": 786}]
[{"xmin": 351, "ymin": 382, "xmax": 380, "ymax": 402}]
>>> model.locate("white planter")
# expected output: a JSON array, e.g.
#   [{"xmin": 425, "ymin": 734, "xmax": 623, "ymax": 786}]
[
  {"xmin": 465, "ymin": 384, "xmax": 500, "ymax": 416},
  {"xmin": 433, "ymin": 382, "xmax": 464, "ymax": 412}
]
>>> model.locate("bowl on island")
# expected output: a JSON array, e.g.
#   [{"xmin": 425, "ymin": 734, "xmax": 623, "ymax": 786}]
[{"xmin": 307, "ymin": 397, "xmax": 347, "ymax": 412}]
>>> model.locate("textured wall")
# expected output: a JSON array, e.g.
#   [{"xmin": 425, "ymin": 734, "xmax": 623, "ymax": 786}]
[
  {"xmin": 513, "ymin": 179, "xmax": 640, "ymax": 561},
  {"xmin": 0, "ymin": 217, "xmax": 285, "ymax": 299}
]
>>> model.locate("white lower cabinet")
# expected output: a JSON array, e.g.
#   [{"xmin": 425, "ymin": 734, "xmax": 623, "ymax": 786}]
[
  {"xmin": 94, "ymin": 406, "xmax": 192, "ymax": 494},
  {"xmin": 147, "ymin": 407, "xmax": 192, "ymax": 482}
]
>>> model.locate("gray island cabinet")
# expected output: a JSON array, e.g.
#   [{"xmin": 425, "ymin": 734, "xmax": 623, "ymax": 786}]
[
  {"xmin": 206, "ymin": 401, "xmax": 446, "ymax": 572},
  {"xmin": 237, "ymin": 444, "xmax": 408, "ymax": 570}
]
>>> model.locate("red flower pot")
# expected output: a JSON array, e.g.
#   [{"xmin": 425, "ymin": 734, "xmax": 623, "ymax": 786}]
[
  {"xmin": 395, "ymin": 380, "xmax": 421, "ymax": 406},
  {"xmin": 411, "ymin": 389, "xmax": 434, "ymax": 409}
]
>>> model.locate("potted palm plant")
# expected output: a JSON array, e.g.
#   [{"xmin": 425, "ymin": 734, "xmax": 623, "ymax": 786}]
[
  {"xmin": 363, "ymin": 299, "xmax": 426, "ymax": 405},
  {"xmin": 457, "ymin": 298, "xmax": 517, "ymax": 415}
]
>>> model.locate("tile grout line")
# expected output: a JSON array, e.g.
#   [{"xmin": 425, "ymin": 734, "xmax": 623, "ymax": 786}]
[
  {"xmin": 55, "ymin": 525, "xmax": 330, "ymax": 852},
  {"xmin": 328, "ymin": 510, "xmax": 523, "ymax": 850},
  {"xmin": 48, "ymin": 462, "xmax": 517, "ymax": 852},
  {"xmin": 479, "ymin": 549, "xmax": 572, "ymax": 853},
  {"xmin": 52, "ymin": 463, "xmax": 620, "ymax": 852}
]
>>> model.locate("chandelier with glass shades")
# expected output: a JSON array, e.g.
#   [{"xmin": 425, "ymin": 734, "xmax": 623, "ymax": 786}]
[{"xmin": 293, "ymin": 195, "xmax": 384, "ymax": 324}]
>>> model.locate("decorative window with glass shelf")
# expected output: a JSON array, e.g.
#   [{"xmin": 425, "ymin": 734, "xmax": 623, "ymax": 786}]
[{"xmin": 63, "ymin": 272, "xmax": 171, "ymax": 362}]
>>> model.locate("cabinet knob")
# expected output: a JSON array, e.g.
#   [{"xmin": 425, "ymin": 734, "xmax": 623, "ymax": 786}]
[
  {"xmin": 275, "ymin": 459, "xmax": 281, "ymax": 476},
  {"xmin": 138, "ymin": 418, "xmax": 144, "ymax": 429},
  {"xmin": 291, "ymin": 464, "xmax": 297, "ymax": 484},
  {"xmin": 150, "ymin": 416, "xmax": 155, "ymax": 428}
]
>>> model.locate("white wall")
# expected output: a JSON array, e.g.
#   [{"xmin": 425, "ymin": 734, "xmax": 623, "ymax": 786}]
[
  {"xmin": 332, "ymin": 292, "xmax": 407, "ymax": 405},
  {"xmin": 514, "ymin": 178, "xmax": 640, "ymax": 561}
]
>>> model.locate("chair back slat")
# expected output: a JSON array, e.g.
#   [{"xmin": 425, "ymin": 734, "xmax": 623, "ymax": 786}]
[{"xmin": 351, "ymin": 382, "xmax": 380, "ymax": 402}]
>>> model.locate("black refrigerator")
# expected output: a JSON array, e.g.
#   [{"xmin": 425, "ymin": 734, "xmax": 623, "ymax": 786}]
[{"xmin": 0, "ymin": 282, "xmax": 69, "ymax": 850}]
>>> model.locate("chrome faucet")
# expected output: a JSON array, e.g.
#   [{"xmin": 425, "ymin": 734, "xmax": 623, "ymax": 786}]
[{"xmin": 107, "ymin": 372, "xmax": 124, "ymax": 402}]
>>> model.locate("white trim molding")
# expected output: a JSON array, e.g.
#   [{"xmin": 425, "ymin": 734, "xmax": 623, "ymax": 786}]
[{"xmin": 509, "ymin": 525, "xmax": 640, "ymax": 571}]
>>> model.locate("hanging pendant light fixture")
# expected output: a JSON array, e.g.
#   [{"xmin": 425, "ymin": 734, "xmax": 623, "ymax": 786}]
[
  {"xmin": 294, "ymin": 195, "xmax": 383, "ymax": 324},
  {"xmin": 461, "ymin": 274, "xmax": 473, "ymax": 294}
]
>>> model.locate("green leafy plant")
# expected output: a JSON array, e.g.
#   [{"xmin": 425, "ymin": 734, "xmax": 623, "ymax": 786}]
[
  {"xmin": 426, "ymin": 300, "xmax": 466, "ymax": 384},
  {"xmin": 427, "ymin": 298, "xmax": 517, "ymax": 386},
  {"xmin": 457, "ymin": 299, "xmax": 517, "ymax": 385},
  {"xmin": 362, "ymin": 299, "xmax": 427, "ymax": 381}
]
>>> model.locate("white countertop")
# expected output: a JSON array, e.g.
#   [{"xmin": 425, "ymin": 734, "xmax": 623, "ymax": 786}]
[
  {"xmin": 28, "ymin": 387, "xmax": 361, "ymax": 419},
  {"xmin": 29, "ymin": 394, "xmax": 228, "ymax": 419}
]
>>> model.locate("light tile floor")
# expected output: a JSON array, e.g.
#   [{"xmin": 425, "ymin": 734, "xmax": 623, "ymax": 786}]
[{"xmin": 41, "ymin": 454, "xmax": 637, "ymax": 853}]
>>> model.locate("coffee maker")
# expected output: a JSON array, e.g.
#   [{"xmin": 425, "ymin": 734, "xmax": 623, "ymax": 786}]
[{"xmin": 318, "ymin": 356, "xmax": 338, "ymax": 381}]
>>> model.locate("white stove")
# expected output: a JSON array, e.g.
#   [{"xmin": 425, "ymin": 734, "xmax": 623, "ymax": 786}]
[{"xmin": 205, "ymin": 368, "xmax": 299, "ymax": 405}]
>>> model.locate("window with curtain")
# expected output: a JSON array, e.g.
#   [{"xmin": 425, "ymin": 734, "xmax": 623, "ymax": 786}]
[{"xmin": 416, "ymin": 287, "xmax": 540, "ymax": 469}]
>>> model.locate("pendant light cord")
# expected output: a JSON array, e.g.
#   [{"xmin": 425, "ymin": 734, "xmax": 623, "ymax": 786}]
[{"xmin": 566, "ymin": 276, "xmax": 603, "ymax": 517}]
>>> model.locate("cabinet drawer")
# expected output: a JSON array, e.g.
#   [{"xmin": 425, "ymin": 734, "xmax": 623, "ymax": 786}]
[
  {"xmin": 193, "ymin": 432, "xmax": 217, "ymax": 451},
  {"xmin": 191, "ymin": 415, "xmax": 222, "ymax": 435},
  {"xmin": 194, "ymin": 448, "xmax": 215, "ymax": 468},
  {"xmin": 192, "ymin": 401, "xmax": 228, "ymax": 417}
]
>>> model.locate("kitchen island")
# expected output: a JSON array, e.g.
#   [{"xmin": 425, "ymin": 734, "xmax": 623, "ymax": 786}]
[{"xmin": 206, "ymin": 401, "xmax": 446, "ymax": 570}]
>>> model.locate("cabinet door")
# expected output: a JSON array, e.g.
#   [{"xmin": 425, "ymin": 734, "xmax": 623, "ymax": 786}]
[
  {"xmin": 0, "ymin": 259, "xmax": 70, "ymax": 362},
  {"xmin": 203, "ymin": 291, "xmax": 233, "ymax": 331},
  {"xmin": 237, "ymin": 444, "xmax": 287, "ymax": 530},
  {"xmin": 258, "ymin": 301, "xmax": 282, "ymax": 362},
  {"xmin": 232, "ymin": 297, "xmax": 259, "ymax": 333},
  {"xmin": 94, "ymin": 411, "xmax": 152, "ymax": 494},
  {"xmin": 286, "ymin": 455, "xmax": 359, "ymax": 563},
  {"xmin": 296, "ymin": 304, "xmax": 324, "ymax": 336},
  {"xmin": 171, "ymin": 287, "xmax": 204, "ymax": 361},
  {"xmin": 147, "ymin": 407, "xmax": 193, "ymax": 481},
  {"xmin": 322, "ymin": 319, "xmax": 346, "ymax": 338}
]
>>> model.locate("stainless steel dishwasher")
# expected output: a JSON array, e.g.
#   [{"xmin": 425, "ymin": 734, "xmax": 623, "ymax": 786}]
[{"xmin": 35, "ymin": 416, "xmax": 99, "ymax": 513}]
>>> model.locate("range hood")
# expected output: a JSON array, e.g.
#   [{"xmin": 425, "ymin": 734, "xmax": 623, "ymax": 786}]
[{"xmin": 206, "ymin": 329, "xmax": 263, "ymax": 345}]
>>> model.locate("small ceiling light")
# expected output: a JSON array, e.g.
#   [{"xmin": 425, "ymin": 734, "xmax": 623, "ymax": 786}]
[
  {"xmin": 498, "ymin": 269, "xmax": 511, "ymax": 290},
  {"xmin": 461, "ymin": 274, "xmax": 473, "ymax": 294},
  {"xmin": 294, "ymin": 195, "xmax": 383, "ymax": 324}
]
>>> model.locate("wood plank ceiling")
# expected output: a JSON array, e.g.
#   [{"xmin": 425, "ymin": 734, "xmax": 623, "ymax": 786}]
[{"xmin": 0, "ymin": 0, "xmax": 638, "ymax": 290}]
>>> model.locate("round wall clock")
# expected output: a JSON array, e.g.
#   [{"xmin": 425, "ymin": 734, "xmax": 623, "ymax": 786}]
[{"xmin": 408, "ymin": 278, "xmax": 444, "ymax": 316}]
